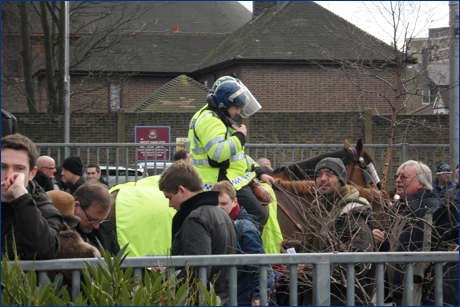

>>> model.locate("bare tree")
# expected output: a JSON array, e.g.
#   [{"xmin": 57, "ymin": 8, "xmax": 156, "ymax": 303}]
[
  {"xmin": 18, "ymin": 2, "xmax": 37, "ymax": 113},
  {"xmin": 309, "ymin": 1, "xmax": 454, "ymax": 188},
  {"xmin": 6, "ymin": 2, "xmax": 155, "ymax": 114}
]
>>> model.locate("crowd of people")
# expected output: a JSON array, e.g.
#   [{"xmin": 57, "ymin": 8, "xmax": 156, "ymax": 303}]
[{"xmin": 1, "ymin": 76, "xmax": 458, "ymax": 306}]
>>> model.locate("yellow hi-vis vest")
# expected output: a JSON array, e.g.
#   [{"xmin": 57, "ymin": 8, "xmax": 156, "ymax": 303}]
[
  {"xmin": 189, "ymin": 106, "xmax": 258, "ymax": 191},
  {"xmin": 135, "ymin": 175, "xmax": 161, "ymax": 187},
  {"xmin": 261, "ymin": 182, "xmax": 283, "ymax": 254},
  {"xmin": 114, "ymin": 186, "xmax": 175, "ymax": 256}
]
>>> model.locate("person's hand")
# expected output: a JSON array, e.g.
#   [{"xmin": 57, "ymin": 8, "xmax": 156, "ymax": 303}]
[
  {"xmin": 232, "ymin": 124, "xmax": 247, "ymax": 136},
  {"xmin": 372, "ymin": 229, "xmax": 385, "ymax": 245},
  {"xmin": 260, "ymin": 173, "xmax": 274, "ymax": 186},
  {"xmin": 252, "ymin": 299, "xmax": 260, "ymax": 306},
  {"xmin": 1, "ymin": 172, "xmax": 28, "ymax": 200}
]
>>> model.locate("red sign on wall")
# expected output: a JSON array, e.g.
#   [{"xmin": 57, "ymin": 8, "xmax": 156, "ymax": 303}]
[{"xmin": 135, "ymin": 126, "xmax": 171, "ymax": 161}]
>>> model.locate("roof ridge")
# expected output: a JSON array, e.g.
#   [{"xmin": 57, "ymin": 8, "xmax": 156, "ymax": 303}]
[
  {"xmin": 128, "ymin": 75, "xmax": 208, "ymax": 112},
  {"xmin": 197, "ymin": 2, "xmax": 291, "ymax": 68}
]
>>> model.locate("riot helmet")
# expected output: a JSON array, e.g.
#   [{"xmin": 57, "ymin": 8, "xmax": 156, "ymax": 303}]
[{"xmin": 206, "ymin": 78, "xmax": 261, "ymax": 118}]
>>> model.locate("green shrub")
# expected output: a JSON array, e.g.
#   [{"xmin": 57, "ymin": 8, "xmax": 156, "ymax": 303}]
[{"xmin": 2, "ymin": 244, "xmax": 220, "ymax": 306}]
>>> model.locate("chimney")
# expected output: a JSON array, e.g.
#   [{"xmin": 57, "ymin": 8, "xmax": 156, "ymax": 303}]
[{"xmin": 253, "ymin": 2, "xmax": 278, "ymax": 19}]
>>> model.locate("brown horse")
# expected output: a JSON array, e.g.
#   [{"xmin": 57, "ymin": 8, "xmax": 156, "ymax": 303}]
[{"xmin": 271, "ymin": 139, "xmax": 390, "ymax": 241}]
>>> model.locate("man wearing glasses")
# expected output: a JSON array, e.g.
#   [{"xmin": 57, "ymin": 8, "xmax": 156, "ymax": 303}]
[
  {"xmin": 34, "ymin": 155, "xmax": 57, "ymax": 191},
  {"xmin": 373, "ymin": 160, "xmax": 442, "ymax": 305},
  {"xmin": 73, "ymin": 181, "xmax": 120, "ymax": 255}
]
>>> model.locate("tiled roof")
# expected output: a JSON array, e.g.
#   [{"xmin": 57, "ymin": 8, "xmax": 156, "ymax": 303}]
[
  {"xmin": 427, "ymin": 63, "xmax": 450, "ymax": 85},
  {"xmin": 195, "ymin": 2, "xmax": 395, "ymax": 71},
  {"xmin": 128, "ymin": 74, "xmax": 208, "ymax": 112},
  {"xmin": 70, "ymin": 32, "xmax": 227, "ymax": 73},
  {"xmin": 2, "ymin": 2, "xmax": 251, "ymax": 34},
  {"xmin": 70, "ymin": 1, "xmax": 251, "ymax": 34}
]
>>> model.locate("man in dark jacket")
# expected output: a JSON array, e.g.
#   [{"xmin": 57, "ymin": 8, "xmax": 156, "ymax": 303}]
[
  {"xmin": 34, "ymin": 155, "xmax": 57, "ymax": 191},
  {"xmin": 73, "ymin": 181, "xmax": 120, "ymax": 255},
  {"xmin": 432, "ymin": 162, "xmax": 454, "ymax": 198},
  {"xmin": 159, "ymin": 161, "xmax": 237, "ymax": 305},
  {"xmin": 1, "ymin": 133, "xmax": 63, "ymax": 260},
  {"xmin": 61, "ymin": 155, "xmax": 86, "ymax": 194},
  {"xmin": 373, "ymin": 160, "xmax": 442, "ymax": 306},
  {"xmin": 301, "ymin": 157, "xmax": 376, "ymax": 306}
]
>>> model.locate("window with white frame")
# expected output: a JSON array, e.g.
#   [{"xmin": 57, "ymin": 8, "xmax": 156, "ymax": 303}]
[
  {"xmin": 109, "ymin": 82, "xmax": 121, "ymax": 111},
  {"xmin": 422, "ymin": 89, "xmax": 431, "ymax": 104}
]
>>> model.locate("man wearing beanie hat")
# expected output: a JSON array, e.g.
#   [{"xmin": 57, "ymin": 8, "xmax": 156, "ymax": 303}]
[
  {"xmin": 61, "ymin": 155, "xmax": 86, "ymax": 194},
  {"xmin": 300, "ymin": 157, "xmax": 376, "ymax": 306},
  {"xmin": 433, "ymin": 162, "xmax": 454, "ymax": 197}
]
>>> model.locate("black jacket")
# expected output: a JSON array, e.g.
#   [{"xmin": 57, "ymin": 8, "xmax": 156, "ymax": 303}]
[
  {"xmin": 65, "ymin": 176, "xmax": 86, "ymax": 194},
  {"xmin": 2, "ymin": 181, "xmax": 64, "ymax": 260},
  {"xmin": 98, "ymin": 177, "xmax": 109, "ymax": 186},
  {"xmin": 171, "ymin": 191, "xmax": 237, "ymax": 305},
  {"xmin": 76, "ymin": 221, "xmax": 120, "ymax": 256},
  {"xmin": 33, "ymin": 170, "xmax": 55, "ymax": 192}
]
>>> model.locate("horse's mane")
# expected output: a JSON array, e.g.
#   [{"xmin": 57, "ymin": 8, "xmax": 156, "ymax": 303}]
[{"xmin": 272, "ymin": 148, "xmax": 352, "ymax": 181}]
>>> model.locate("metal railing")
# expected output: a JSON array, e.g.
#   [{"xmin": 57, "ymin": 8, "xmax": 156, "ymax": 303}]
[
  {"xmin": 36, "ymin": 142, "xmax": 451, "ymax": 188},
  {"xmin": 12, "ymin": 252, "xmax": 458, "ymax": 306}
]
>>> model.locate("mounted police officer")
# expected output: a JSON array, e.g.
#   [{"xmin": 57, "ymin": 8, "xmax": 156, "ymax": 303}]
[{"xmin": 188, "ymin": 76, "xmax": 274, "ymax": 226}]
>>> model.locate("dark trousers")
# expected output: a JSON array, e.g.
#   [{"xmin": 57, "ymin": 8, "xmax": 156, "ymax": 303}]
[{"xmin": 236, "ymin": 185, "xmax": 268, "ymax": 226}]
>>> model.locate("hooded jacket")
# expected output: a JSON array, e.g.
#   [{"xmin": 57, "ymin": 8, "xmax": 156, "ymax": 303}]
[
  {"xmin": 302, "ymin": 186, "xmax": 376, "ymax": 306},
  {"xmin": 171, "ymin": 191, "xmax": 237, "ymax": 305},
  {"xmin": 2, "ymin": 181, "xmax": 64, "ymax": 260}
]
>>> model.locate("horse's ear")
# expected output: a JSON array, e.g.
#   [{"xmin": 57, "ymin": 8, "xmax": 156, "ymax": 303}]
[
  {"xmin": 356, "ymin": 139, "xmax": 364, "ymax": 155},
  {"xmin": 344, "ymin": 140, "xmax": 351, "ymax": 148}
]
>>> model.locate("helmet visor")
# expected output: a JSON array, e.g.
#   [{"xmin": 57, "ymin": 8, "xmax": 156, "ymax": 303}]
[{"xmin": 229, "ymin": 86, "xmax": 261, "ymax": 118}]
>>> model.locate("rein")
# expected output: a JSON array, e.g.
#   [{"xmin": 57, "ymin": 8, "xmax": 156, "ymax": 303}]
[{"xmin": 272, "ymin": 182, "xmax": 307, "ymax": 233}]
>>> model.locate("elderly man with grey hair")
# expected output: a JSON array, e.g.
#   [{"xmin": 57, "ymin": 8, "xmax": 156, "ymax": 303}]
[{"xmin": 373, "ymin": 160, "xmax": 442, "ymax": 306}]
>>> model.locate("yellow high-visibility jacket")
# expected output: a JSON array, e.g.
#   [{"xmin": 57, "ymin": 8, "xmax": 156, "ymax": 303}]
[
  {"xmin": 112, "ymin": 185, "xmax": 175, "ymax": 256},
  {"xmin": 189, "ymin": 106, "xmax": 258, "ymax": 191},
  {"xmin": 261, "ymin": 182, "xmax": 283, "ymax": 254}
]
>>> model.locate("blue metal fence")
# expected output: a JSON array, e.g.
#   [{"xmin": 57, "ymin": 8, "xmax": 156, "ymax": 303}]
[
  {"xmin": 36, "ymin": 142, "xmax": 450, "ymax": 188},
  {"xmin": 12, "ymin": 252, "xmax": 458, "ymax": 306}
]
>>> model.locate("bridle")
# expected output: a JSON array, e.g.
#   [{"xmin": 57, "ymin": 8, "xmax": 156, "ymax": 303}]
[{"xmin": 348, "ymin": 146, "xmax": 382, "ymax": 190}]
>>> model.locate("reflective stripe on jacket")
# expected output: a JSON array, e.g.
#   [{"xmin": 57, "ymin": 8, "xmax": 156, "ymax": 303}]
[{"xmin": 188, "ymin": 106, "xmax": 257, "ymax": 190}]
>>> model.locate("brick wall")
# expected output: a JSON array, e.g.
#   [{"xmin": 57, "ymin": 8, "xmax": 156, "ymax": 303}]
[
  {"xmin": 16, "ymin": 112, "xmax": 449, "ymax": 146},
  {"xmin": 238, "ymin": 64, "xmax": 398, "ymax": 113}
]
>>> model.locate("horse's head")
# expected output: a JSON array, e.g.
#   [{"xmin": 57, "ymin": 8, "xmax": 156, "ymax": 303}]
[
  {"xmin": 272, "ymin": 139, "xmax": 382, "ymax": 190},
  {"xmin": 344, "ymin": 139, "xmax": 382, "ymax": 190}
]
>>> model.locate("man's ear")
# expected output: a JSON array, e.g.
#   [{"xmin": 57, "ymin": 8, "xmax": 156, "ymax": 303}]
[
  {"xmin": 177, "ymin": 185, "xmax": 187, "ymax": 195},
  {"xmin": 28, "ymin": 166, "xmax": 38, "ymax": 181},
  {"xmin": 74, "ymin": 200, "xmax": 80, "ymax": 215}
]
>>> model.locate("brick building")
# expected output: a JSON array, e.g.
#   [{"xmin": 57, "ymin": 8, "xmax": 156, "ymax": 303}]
[
  {"xmin": 3, "ymin": 1, "xmax": 400, "ymax": 114},
  {"xmin": 406, "ymin": 27, "xmax": 453, "ymax": 115},
  {"xmin": 2, "ymin": 1, "xmax": 445, "ymax": 148}
]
